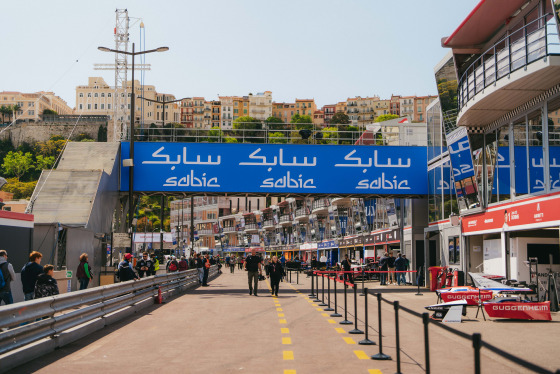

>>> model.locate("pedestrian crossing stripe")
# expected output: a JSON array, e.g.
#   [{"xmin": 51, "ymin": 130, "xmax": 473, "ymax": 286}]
[
  {"xmin": 284, "ymin": 370, "xmax": 296, "ymax": 374},
  {"xmin": 278, "ymin": 313, "xmax": 285, "ymax": 317},
  {"xmin": 277, "ymin": 308, "xmax": 283, "ymax": 311},
  {"xmin": 335, "ymin": 328, "xmax": 345, "ymax": 334},
  {"xmin": 281, "ymin": 328, "xmax": 290, "ymax": 333},
  {"xmin": 282, "ymin": 337, "xmax": 292, "ymax": 345},
  {"xmin": 368, "ymin": 370, "xmax": 382, "ymax": 374},
  {"xmin": 283, "ymin": 351, "xmax": 294, "ymax": 360},
  {"xmin": 316, "ymin": 308, "xmax": 323, "ymax": 311},
  {"xmin": 321, "ymin": 313, "xmax": 329, "ymax": 317},
  {"xmin": 327, "ymin": 319, "xmax": 336, "ymax": 324},
  {"xmin": 354, "ymin": 350, "xmax": 369, "ymax": 360},
  {"xmin": 279, "ymin": 319, "xmax": 287, "ymax": 324},
  {"xmin": 343, "ymin": 337, "xmax": 356, "ymax": 345}
]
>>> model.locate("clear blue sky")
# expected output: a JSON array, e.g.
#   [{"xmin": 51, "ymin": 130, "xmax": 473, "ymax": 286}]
[{"xmin": 1, "ymin": 0, "xmax": 478, "ymax": 109}]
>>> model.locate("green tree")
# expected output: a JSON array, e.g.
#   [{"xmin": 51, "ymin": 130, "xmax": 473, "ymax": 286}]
[
  {"xmin": 75, "ymin": 133, "xmax": 94, "ymax": 141},
  {"xmin": 233, "ymin": 116, "xmax": 263, "ymax": 143},
  {"xmin": 265, "ymin": 116, "xmax": 285, "ymax": 131},
  {"xmin": 290, "ymin": 113, "xmax": 313, "ymax": 130},
  {"xmin": 0, "ymin": 105, "xmax": 10, "ymax": 123},
  {"xmin": 35, "ymin": 136, "xmax": 67, "ymax": 158},
  {"xmin": 322, "ymin": 127, "xmax": 339, "ymax": 145},
  {"xmin": 35, "ymin": 155, "xmax": 55, "ymax": 170},
  {"xmin": 0, "ymin": 139, "xmax": 15, "ymax": 163},
  {"xmin": 97, "ymin": 125, "xmax": 108, "ymax": 142},
  {"xmin": 1, "ymin": 178, "xmax": 37, "ymax": 199},
  {"xmin": 269, "ymin": 132, "xmax": 287, "ymax": 144},
  {"xmin": 375, "ymin": 114, "xmax": 399, "ymax": 123},
  {"xmin": 42, "ymin": 109, "xmax": 58, "ymax": 116},
  {"xmin": 207, "ymin": 126, "xmax": 222, "ymax": 142},
  {"xmin": 2, "ymin": 151, "xmax": 34, "ymax": 180},
  {"xmin": 224, "ymin": 137, "xmax": 238, "ymax": 143},
  {"xmin": 329, "ymin": 112, "xmax": 350, "ymax": 125},
  {"xmin": 6, "ymin": 104, "xmax": 21, "ymax": 123}
]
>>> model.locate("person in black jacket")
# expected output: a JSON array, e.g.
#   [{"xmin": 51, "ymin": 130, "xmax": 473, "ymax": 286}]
[
  {"xmin": 34, "ymin": 265, "xmax": 59, "ymax": 299},
  {"xmin": 378, "ymin": 252, "xmax": 389, "ymax": 285},
  {"xmin": 135, "ymin": 252, "xmax": 155, "ymax": 278},
  {"xmin": 341, "ymin": 254, "xmax": 353, "ymax": 284},
  {"xmin": 21, "ymin": 251, "xmax": 43, "ymax": 301},
  {"xmin": 387, "ymin": 251, "xmax": 396, "ymax": 285},
  {"xmin": 266, "ymin": 256, "xmax": 285, "ymax": 297},
  {"xmin": 118, "ymin": 253, "xmax": 139, "ymax": 282}
]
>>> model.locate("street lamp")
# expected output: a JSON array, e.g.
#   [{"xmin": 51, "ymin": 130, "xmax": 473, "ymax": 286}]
[
  {"xmin": 137, "ymin": 96, "xmax": 188, "ymax": 140},
  {"xmin": 98, "ymin": 43, "xmax": 169, "ymax": 253}
]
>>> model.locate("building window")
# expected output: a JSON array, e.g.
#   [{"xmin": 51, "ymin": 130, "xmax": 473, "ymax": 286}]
[
  {"xmin": 94, "ymin": 104, "xmax": 98, "ymax": 110},
  {"xmin": 244, "ymin": 109, "xmax": 247, "ymax": 114},
  {"xmin": 101, "ymin": 93, "xmax": 105, "ymax": 98},
  {"xmin": 79, "ymin": 104, "xmax": 83, "ymax": 110},
  {"xmin": 101, "ymin": 104, "xmax": 104, "ymax": 109},
  {"xmin": 108, "ymin": 104, "xmax": 111, "ymax": 109},
  {"xmin": 108, "ymin": 93, "xmax": 112, "ymax": 97},
  {"xmin": 94, "ymin": 93, "xmax": 98, "ymax": 98},
  {"xmin": 28, "ymin": 110, "xmax": 34, "ymax": 115},
  {"xmin": 87, "ymin": 93, "xmax": 91, "ymax": 97},
  {"xmin": 88, "ymin": 104, "xmax": 91, "ymax": 110},
  {"xmin": 79, "ymin": 93, "xmax": 84, "ymax": 98}
]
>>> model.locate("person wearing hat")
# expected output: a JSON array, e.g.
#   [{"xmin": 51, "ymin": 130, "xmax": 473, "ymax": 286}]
[{"xmin": 118, "ymin": 253, "xmax": 139, "ymax": 282}]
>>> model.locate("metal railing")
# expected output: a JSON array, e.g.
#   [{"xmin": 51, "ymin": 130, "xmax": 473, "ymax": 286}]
[
  {"xmin": 132, "ymin": 122, "xmax": 425, "ymax": 145},
  {"xmin": 458, "ymin": 13, "xmax": 560, "ymax": 112},
  {"xmin": 0, "ymin": 267, "xmax": 218, "ymax": 373}
]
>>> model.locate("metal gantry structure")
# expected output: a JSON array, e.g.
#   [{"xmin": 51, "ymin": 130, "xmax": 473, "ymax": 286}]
[{"xmin": 94, "ymin": 9, "xmax": 150, "ymax": 141}]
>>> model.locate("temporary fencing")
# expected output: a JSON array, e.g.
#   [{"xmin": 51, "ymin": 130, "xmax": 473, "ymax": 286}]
[{"xmin": 311, "ymin": 270, "xmax": 559, "ymax": 374}]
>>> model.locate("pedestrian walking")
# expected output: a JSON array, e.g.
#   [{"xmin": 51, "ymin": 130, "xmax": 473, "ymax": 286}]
[
  {"xmin": 152, "ymin": 256, "xmax": 160, "ymax": 276},
  {"xmin": 202, "ymin": 254, "xmax": 211, "ymax": 286},
  {"xmin": 244, "ymin": 249, "xmax": 263, "ymax": 296},
  {"xmin": 21, "ymin": 251, "xmax": 43, "ymax": 301},
  {"xmin": 266, "ymin": 256, "xmax": 285, "ymax": 297},
  {"xmin": 387, "ymin": 251, "xmax": 396, "ymax": 284},
  {"xmin": 0, "ymin": 250, "xmax": 16, "ymax": 305},
  {"xmin": 378, "ymin": 252, "xmax": 389, "ymax": 285},
  {"xmin": 341, "ymin": 254, "xmax": 353, "ymax": 284},
  {"xmin": 135, "ymin": 252, "xmax": 155, "ymax": 278},
  {"xmin": 394, "ymin": 253, "xmax": 406, "ymax": 285},
  {"xmin": 118, "ymin": 253, "xmax": 139, "ymax": 282},
  {"xmin": 238, "ymin": 256, "xmax": 244, "ymax": 270},
  {"xmin": 230, "ymin": 256, "xmax": 236, "ymax": 273},
  {"xmin": 76, "ymin": 253, "xmax": 94, "ymax": 290},
  {"xmin": 34, "ymin": 264, "xmax": 59, "ymax": 298},
  {"xmin": 196, "ymin": 254, "xmax": 204, "ymax": 284},
  {"xmin": 167, "ymin": 256, "xmax": 179, "ymax": 272}
]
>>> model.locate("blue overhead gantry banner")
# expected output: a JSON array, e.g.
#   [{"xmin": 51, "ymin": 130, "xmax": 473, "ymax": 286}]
[{"xmin": 120, "ymin": 142, "xmax": 428, "ymax": 195}]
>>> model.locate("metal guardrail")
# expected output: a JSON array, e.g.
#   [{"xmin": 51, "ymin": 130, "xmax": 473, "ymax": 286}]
[
  {"xmin": 0, "ymin": 267, "xmax": 218, "ymax": 373},
  {"xmin": 458, "ymin": 13, "xmax": 560, "ymax": 112}
]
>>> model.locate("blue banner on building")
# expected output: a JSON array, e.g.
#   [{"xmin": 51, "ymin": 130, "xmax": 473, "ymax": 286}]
[{"xmin": 120, "ymin": 142, "xmax": 428, "ymax": 195}]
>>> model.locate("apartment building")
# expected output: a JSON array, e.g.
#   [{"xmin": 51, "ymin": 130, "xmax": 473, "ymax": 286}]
[
  {"xmin": 249, "ymin": 91, "xmax": 272, "ymax": 120},
  {"xmin": 0, "ymin": 91, "xmax": 73, "ymax": 122},
  {"xmin": 322, "ymin": 104, "xmax": 336, "ymax": 125},
  {"xmin": 272, "ymin": 102, "xmax": 294, "ymax": 124},
  {"xmin": 211, "ymin": 100, "xmax": 221, "ymax": 128},
  {"xmin": 295, "ymin": 99, "xmax": 316, "ymax": 118},
  {"xmin": 346, "ymin": 96, "xmax": 380, "ymax": 126},
  {"xmin": 390, "ymin": 95, "xmax": 401, "ymax": 116},
  {"xmin": 399, "ymin": 95, "xmax": 437, "ymax": 122},
  {"xmin": 219, "ymin": 96, "xmax": 234, "ymax": 129},
  {"xmin": 75, "ymin": 77, "xmax": 179, "ymax": 126},
  {"xmin": 180, "ymin": 98, "xmax": 194, "ymax": 128},
  {"xmin": 233, "ymin": 96, "xmax": 249, "ymax": 121}
]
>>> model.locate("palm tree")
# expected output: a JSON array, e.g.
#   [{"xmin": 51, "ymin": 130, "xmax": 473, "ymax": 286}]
[
  {"xmin": 0, "ymin": 105, "xmax": 9, "ymax": 124},
  {"xmin": 9, "ymin": 104, "xmax": 21, "ymax": 123}
]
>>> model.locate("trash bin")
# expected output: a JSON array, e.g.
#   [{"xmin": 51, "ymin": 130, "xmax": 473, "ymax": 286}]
[{"xmin": 428, "ymin": 266, "xmax": 444, "ymax": 291}]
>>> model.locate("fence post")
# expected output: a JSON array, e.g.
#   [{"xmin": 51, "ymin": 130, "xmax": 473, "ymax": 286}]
[
  {"xmin": 349, "ymin": 284, "xmax": 364, "ymax": 334},
  {"xmin": 360, "ymin": 267, "xmax": 366, "ymax": 296},
  {"xmin": 296, "ymin": 268, "xmax": 299, "ymax": 284},
  {"xmin": 340, "ymin": 283, "xmax": 352, "ymax": 325},
  {"xmin": 320, "ymin": 274, "xmax": 327, "ymax": 306},
  {"xmin": 422, "ymin": 312, "xmax": 430, "ymax": 374},
  {"xmin": 309, "ymin": 270, "xmax": 314, "ymax": 297},
  {"xmin": 331, "ymin": 275, "xmax": 342, "ymax": 317},
  {"xmin": 314, "ymin": 271, "xmax": 321, "ymax": 302},
  {"xmin": 371, "ymin": 293, "xmax": 391, "ymax": 360},
  {"xmin": 394, "ymin": 301, "xmax": 402, "ymax": 374},
  {"xmin": 324, "ymin": 272, "xmax": 334, "ymax": 311},
  {"xmin": 473, "ymin": 333, "xmax": 481, "ymax": 374},
  {"xmin": 359, "ymin": 288, "xmax": 375, "ymax": 345}
]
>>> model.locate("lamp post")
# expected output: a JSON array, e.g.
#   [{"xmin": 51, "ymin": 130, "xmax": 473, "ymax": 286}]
[
  {"xmin": 137, "ymin": 96, "xmax": 187, "ymax": 140},
  {"xmin": 98, "ymin": 43, "xmax": 169, "ymax": 253}
]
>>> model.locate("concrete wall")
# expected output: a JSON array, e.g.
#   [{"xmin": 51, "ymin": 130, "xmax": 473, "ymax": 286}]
[{"xmin": 1, "ymin": 122, "xmax": 105, "ymax": 147}]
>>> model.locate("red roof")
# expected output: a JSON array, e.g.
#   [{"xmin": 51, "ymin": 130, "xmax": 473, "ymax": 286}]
[
  {"xmin": 0, "ymin": 210, "xmax": 34, "ymax": 222},
  {"xmin": 443, "ymin": 0, "xmax": 529, "ymax": 48}
]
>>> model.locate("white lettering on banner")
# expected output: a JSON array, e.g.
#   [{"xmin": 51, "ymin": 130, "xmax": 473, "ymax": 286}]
[
  {"xmin": 437, "ymin": 179, "xmax": 450, "ymax": 191},
  {"xmin": 491, "ymin": 305, "xmax": 548, "ymax": 311},
  {"xmin": 484, "ymin": 218, "xmax": 493, "ymax": 223},
  {"xmin": 163, "ymin": 170, "xmax": 220, "ymax": 187},
  {"xmin": 356, "ymin": 173, "xmax": 411, "ymax": 190},
  {"xmin": 142, "ymin": 146, "xmax": 222, "ymax": 167},
  {"xmin": 239, "ymin": 148, "xmax": 316, "ymax": 167},
  {"xmin": 449, "ymin": 139, "xmax": 470, "ymax": 154},
  {"xmin": 468, "ymin": 220, "xmax": 477, "ymax": 228},
  {"xmin": 335, "ymin": 150, "xmax": 411, "ymax": 173},
  {"xmin": 453, "ymin": 164, "xmax": 474, "ymax": 177},
  {"xmin": 260, "ymin": 171, "xmax": 316, "ymax": 189}
]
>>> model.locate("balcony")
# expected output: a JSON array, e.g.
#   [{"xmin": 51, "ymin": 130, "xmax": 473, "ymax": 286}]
[
  {"xmin": 279, "ymin": 214, "xmax": 292, "ymax": 226},
  {"xmin": 244, "ymin": 223, "xmax": 258, "ymax": 232},
  {"xmin": 222, "ymin": 226, "xmax": 237, "ymax": 233},
  {"xmin": 331, "ymin": 197, "xmax": 352, "ymax": 207},
  {"xmin": 294, "ymin": 207, "xmax": 308, "ymax": 221},
  {"xmin": 311, "ymin": 199, "xmax": 329, "ymax": 214},
  {"xmin": 198, "ymin": 229, "xmax": 213, "ymax": 236},
  {"xmin": 263, "ymin": 219, "xmax": 275, "ymax": 230},
  {"xmin": 457, "ymin": 14, "xmax": 560, "ymax": 127}
]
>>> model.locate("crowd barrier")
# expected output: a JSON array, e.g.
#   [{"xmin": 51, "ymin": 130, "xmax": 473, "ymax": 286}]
[
  {"xmin": 0, "ymin": 266, "xmax": 219, "ymax": 373},
  {"xmin": 307, "ymin": 271, "xmax": 558, "ymax": 374}
]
